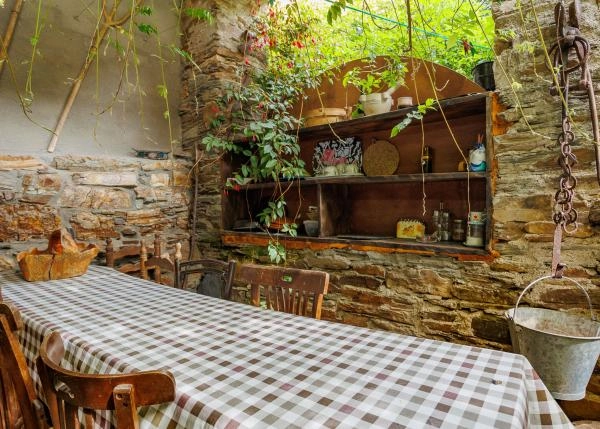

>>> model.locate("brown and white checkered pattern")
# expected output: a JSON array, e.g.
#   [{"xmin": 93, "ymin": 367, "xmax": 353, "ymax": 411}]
[{"xmin": 1, "ymin": 266, "xmax": 573, "ymax": 428}]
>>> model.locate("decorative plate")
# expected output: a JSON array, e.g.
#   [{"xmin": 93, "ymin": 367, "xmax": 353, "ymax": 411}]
[
  {"xmin": 362, "ymin": 140, "xmax": 399, "ymax": 176},
  {"xmin": 312, "ymin": 137, "xmax": 362, "ymax": 176}
]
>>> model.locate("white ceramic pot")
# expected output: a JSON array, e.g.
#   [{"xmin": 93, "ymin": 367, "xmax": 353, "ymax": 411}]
[{"xmin": 359, "ymin": 93, "xmax": 393, "ymax": 116}]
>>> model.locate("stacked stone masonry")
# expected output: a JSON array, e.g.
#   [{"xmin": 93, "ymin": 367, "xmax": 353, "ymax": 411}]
[
  {"xmin": 0, "ymin": 155, "xmax": 192, "ymax": 268},
  {"xmin": 183, "ymin": 0, "xmax": 600, "ymax": 419}
]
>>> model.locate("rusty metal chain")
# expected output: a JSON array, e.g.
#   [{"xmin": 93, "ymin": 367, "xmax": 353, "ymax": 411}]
[
  {"xmin": 553, "ymin": 115, "xmax": 578, "ymax": 230},
  {"xmin": 547, "ymin": 0, "xmax": 598, "ymax": 277}
]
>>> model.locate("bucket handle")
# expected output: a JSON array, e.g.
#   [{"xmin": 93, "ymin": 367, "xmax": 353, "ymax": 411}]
[{"xmin": 510, "ymin": 275, "xmax": 596, "ymax": 324}]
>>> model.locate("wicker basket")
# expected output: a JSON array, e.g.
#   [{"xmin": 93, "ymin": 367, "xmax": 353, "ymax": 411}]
[
  {"xmin": 17, "ymin": 228, "xmax": 99, "ymax": 281},
  {"xmin": 304, "ymin": 108, "xmax": 347, "ymax": 127}
]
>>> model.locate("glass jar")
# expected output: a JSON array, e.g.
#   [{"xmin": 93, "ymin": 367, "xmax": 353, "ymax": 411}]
[
  {"xmin": 452, "ymin": 219, "xmax": 466, "ymax": 242},
  {"xmin": 465, "ymin": 222, "xmax": 485, "ymax": 247}
]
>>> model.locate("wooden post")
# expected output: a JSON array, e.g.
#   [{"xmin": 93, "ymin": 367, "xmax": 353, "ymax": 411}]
[{"xmin": 0, "ymin": 0, "xmax": 24, "ymax": 79}]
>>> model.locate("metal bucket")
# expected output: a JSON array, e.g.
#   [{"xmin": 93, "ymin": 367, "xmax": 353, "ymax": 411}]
[{"xmin": 505, "ymin": 275, "xmax": 600, "ymax": 400}]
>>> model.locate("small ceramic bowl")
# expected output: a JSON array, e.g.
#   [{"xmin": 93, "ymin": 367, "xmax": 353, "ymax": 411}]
[{"xmin": 397, "ymin": 96, "xmax": 414, "ymax": 108}]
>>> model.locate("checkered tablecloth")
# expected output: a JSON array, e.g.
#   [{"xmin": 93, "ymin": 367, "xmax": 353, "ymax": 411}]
[{"xmin": 1, "ymin": 266, "xmax": 573, "ymax": 429}]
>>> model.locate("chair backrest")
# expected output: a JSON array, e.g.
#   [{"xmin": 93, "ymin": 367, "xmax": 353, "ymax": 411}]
[
  {"xmin": 142, "ymin": 242, "xmax": 181, "ymax": 286},
  {"xmin": 36, "ymin": 331, "xmax": 176, "ymax": 429},
  {"xmin": 105, "ymin": 234, "xmax": 161, "ymax": 277},
  {"xmin": 0, "ymin": 303, "xmax": 48, "ymax": 429},
  {"xmin": 235, "ymin": 264, "xmax": 329, "ymax": 319},
  {"xmin": 175, "ymin": 256, "xmax": 237, "ymax": 299}
]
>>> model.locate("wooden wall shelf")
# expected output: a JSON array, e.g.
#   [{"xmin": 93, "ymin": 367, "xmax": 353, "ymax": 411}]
[
  {"xmin": 220, "ymin": 91, "xmax": 494, "ymax": 257},
  {"xmin": 297, "ymin": 93, "xmax": 488, "ymax": 139},
  {"xmin": 242, "ymin": 172, "xmax": 486, "ymax": 190},
  {"xmin": 221, "ymin": 231, "xmax": 491, "ymax": 261}
]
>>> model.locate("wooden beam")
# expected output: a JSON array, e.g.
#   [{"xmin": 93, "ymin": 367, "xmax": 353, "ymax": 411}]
[{"xmin": 0, "ymin": 0, "xmax": 24, "ymax": 78}]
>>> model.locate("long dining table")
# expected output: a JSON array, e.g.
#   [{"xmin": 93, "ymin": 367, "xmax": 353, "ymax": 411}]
[{"xmin": 1, "ymin": 265, "xmax": 573, "ymax": 428}]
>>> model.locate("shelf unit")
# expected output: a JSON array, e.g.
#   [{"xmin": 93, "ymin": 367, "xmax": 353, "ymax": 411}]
[{"xmin": 220, "ymin": 92, "xmax": 494, "ymax": 258}]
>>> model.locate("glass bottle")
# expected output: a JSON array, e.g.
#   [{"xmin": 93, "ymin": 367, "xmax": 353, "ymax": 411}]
[
  {"xmin": 421, "ymin": 146, "xmax": 432, "ymax": 173},
  {"xmin": 440, "ymin": 211, "xmax": 450, "ymax": 241}
]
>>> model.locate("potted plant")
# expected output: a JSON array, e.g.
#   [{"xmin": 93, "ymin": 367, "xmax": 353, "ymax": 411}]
[
  {"xmin": 472, "ymin": 59, "xmax": 495, "ymax": 90},
  {"xmin": 342, "ymin": 57, "xmax": 407, "ymax": 115}
]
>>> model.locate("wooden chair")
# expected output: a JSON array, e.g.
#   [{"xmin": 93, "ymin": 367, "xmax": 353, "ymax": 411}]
[
  {"xmin": 142, "ymin": 242, "xmax": 181, "ymax": 286},
  {"xmin": 174, "ymin": 255, "xmax": 237, "ymax": 299},
  {"xmin": 105, "ymin": 234, "xmax": 162, "ymax": 277},
  {"xmin": 0, "ymin": 303, "xmax": 48, "ymax": 429},
  {"xmin": 235, "ymin": 264, "xmax": 329, "ymax": 319},
  {"xmin": 106, "ymin": 234, "xmax": 175, "ymax": 285},
  {"xmin": 36, "ymin": 331, "xmax": 176, "ymax": 429}
]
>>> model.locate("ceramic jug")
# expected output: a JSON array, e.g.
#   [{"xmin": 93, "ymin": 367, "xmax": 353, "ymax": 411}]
[
  {"xmin": 359, "ymin": 93, "xmax": 394, "ymax": 115},
  {"xmin": 358, "ymin": 82, "xmax": 403, "ymax": 116}
]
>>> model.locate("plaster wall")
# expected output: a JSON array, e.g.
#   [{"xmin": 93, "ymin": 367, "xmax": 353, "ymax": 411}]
[{"xmin": 0, "ymin": 0, "xmax": 181, "ymax": 158}]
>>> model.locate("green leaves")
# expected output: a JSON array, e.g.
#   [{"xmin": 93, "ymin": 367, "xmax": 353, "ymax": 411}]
[
  {"xmin": 137, "ymin": 6, "xmax": 153, "ymax": 16},
  {"xmin": 199, "ymin": 66, "xmax": 308, "ymax": 263},
  {"xmin": 137, "ymin": 23, "xmax": 157, "ymax": 35},
  {"xmin": 342, "ymin": 58, "xmax": 406, "ymax": 95},
  {"xmin": 156, "ymin": 84, "xmax": 168, "ymax": 99},
  {"xmin": 326, "ymin": 1, "xmax": 352, "ymax": 25},
  {"xmin": 134, "ymin": 4, "xmax": 156, "ymax": 35},
  {"xmin": 268, "ymin": 241, "xmax": 287, "ymax": 264},
  {"xmin": 391, "ymin": 98, "xmax": 436, "ymax": 137},
  {"xmin": 184, "ymin": 8, "xmax": 212, "ymax": 23}
]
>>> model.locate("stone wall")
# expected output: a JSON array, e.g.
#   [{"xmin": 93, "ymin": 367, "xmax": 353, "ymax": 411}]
[
  {"xmin": 491, "ymin": 0, "xmax": 600, "ymax": 417},
  {"xmin": 183, "ymin": 0, "xmax": 600, "ymax": 418},
  {"xmin": 179, "ymin": 0, "xmax": 263, "ymax": 255},
  {"xmin": 0, "ymin": 1, "xmax": 189, "ymax": 265},
  {"xmin": 0, "ymin": 155, "xmax": 192, "ymax": 268}
]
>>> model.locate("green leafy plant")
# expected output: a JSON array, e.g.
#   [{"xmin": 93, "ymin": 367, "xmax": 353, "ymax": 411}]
[
  {"xmin": 391, "ymin": 98, "xmax": 436, "ymax": 137},
  {"xmin": 342, "ymin": 58, "xmax": 406, "ymax": 94},
  {"xmin": 201, "ymin": 1, "xmax": 349, "ymax": 263},
  {"xmin": 202, "ymin": 66, "xmax": 309, "ymax": 263}
]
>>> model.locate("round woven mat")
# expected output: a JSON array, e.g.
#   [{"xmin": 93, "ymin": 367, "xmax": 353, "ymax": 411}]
[{"xmin": 363, "ymin": 140, "xmax": 399, "ymax": 176}]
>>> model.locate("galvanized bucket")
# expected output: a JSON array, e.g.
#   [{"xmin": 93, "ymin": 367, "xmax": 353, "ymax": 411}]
[{"xmin": 505, "ymin": 275, "xmax": 600, "ymax": 400}]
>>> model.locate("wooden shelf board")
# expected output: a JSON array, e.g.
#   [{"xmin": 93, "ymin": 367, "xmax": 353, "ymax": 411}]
[
  {"xmin": 221, "ymin": 231, "xmax": 492, "ymax": 261},
  {"xmin": 240, "ymin": 172, "xmax": 486, "ymax": 190},
  {"xmin": 297, "ymin": 93, "xmax": 488, "ymax": 139}
]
